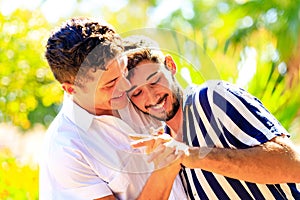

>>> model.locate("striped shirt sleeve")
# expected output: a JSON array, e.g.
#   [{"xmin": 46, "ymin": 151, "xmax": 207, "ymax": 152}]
[{"xmin": 206, "ymin": 80, "xmax": 288, "ymax": 146}]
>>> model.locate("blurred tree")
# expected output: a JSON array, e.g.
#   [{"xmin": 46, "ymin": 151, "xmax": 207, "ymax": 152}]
[
  {"xmin": 218, "ymin": 0, "xmax": 300, "ymax": 131},
  {"xmin": 1, "ymin": 0, "xmax": 299, "ymax": 139},
  {"xmin": 0, "ymin": 148, "xmax": 38, "ymax": 199},
  {"xmin": 0, "ymin": 9, "xmax": 62, "ymax": 130}
]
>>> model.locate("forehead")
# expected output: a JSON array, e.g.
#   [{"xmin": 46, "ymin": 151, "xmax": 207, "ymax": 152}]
[
  {"xmin": 92, "ymin": 56, "xmax": 127, "ymax": 85},
  {"xmin": 129, "ymin": 61, "xmax": 161, "ymax": 83},
  {"xmin": 105, "ymin": 55, "xmax": 127, "ymax": 70}
]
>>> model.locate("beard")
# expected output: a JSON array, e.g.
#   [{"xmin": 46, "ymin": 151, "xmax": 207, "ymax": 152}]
[{"xmin": 133, "ymin": 84, "xmax": 182, "ymax": 122}]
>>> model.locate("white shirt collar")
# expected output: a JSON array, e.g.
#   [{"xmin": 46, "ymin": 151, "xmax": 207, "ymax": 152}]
[{"xmin": 61, "ymin": 93, "xmax": 94, "ymax": 132}]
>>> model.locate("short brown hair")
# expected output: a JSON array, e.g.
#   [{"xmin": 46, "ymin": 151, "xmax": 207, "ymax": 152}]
[
  {"xmin": 45, "ymin": 17, "xmax": 123, "ymax": 87},
  {"xmin": 123, "ymin": 35, "xmax": 165, "ymax": 79}
]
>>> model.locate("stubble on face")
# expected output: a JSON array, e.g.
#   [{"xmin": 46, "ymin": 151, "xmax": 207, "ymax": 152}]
[{"xmin": 136, "ymin": 82, "xmax": 181, "ymax": 122}]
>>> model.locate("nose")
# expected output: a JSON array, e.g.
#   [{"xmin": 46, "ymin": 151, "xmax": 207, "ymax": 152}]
[
  {"xmin": 144, "ymin": 86, "xmax": 159, "ymax": 106},
  {"xmin": 116, "ymin": 76, "xmax": 131, "ymax": 92}
]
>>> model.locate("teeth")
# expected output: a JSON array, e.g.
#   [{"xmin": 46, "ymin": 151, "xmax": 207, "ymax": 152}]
[
  {"xmin": 114, "ymin": 93, "xmax": 124, "ymax": 99},
  {"xmin": 152, "ymin": 99, "xmax": 165, "ymax": 109}
]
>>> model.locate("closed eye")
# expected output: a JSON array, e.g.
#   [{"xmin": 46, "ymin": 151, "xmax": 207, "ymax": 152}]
[
  {"xmin": 105, "ymin": 84, "xmax": 115, "ymax": 88},
  {"xmin": 104, "ymin": 79, "xmax": 117, "ymax": 88},
  {"xmin": 132, "ymin": 90, "xmax": 142, "ymax": 97},
  {"xmin": 150, "ymin": 77, "xmax": 161, "ymax": 86}
]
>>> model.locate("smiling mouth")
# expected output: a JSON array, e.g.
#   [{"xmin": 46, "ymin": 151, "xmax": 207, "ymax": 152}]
[
  {"xmin": 112, "ymin": 92, "xmax": 125, "ymax": 99},
  {"xmin": 147, "ymin": 94, "xmax": 168, "ymax": 111}
]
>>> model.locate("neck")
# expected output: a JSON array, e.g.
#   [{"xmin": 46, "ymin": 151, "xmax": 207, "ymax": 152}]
[
  {"xmin": 166, "ymin": 105, "xmax": 183, "ymax": 141},
  {"xmin": 72, "ymin": 96, "xmax": 118, "ymax": 117},
  {"xmin": 92, "ymin": 108, "xmax": 121, "ymax": 117}
]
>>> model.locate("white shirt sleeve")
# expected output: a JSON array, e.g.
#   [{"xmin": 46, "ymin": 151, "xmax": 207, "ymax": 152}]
[
  {"xmin": 56, "ymin": 182, "xmax": 112, "ymax": 200},
  {"xmin": 47, "ymin": 134, "xmax": 113, "ymax": 199}
]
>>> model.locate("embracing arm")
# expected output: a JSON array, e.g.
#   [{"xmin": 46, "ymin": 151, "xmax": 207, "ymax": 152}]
[
  {"xmin": 89, "ymin": 154, "xmax": 182, "ymax": 200},
  {"xmin": 94, "ymin": 195, "xmax": 115, "ymax": 200},
  {"xmin": 137, "ymin": 163, "xmax": 180, "ymax": 199},
  {"xmin": 93, "ymin": 169, "xmax": 180, "ymax": 200},
  {"xmin": 136, "ymin": 146, "xmax": 184, "ymax": 200},
  {"xmin": 184, "ymin": 135, "xmax": 300, "ymax": 184},
  {"xmin": 134, "ymin": 134, "xmax": 300, "ymax": 184}
]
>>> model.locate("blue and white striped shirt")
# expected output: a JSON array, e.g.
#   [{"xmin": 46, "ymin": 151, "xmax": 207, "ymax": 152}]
[{"xmin": 180, "ymin": 80, "xmax": 300, "ymax": 200}]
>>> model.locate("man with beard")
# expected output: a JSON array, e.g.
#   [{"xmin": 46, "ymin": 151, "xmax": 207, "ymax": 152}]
[{"xmin": 124, "ymin": 36, "xmax": 300, "ymax": 199}]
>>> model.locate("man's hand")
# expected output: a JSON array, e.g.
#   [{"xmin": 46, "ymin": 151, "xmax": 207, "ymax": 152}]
[
  {"xmin": 148, "ymin": 139, "xmax": 189, "ymax": 169},
  {"xmin": 130, "ymin": 134, "xmax": 189, "ymax": 169},
  {"xmin": 130, "ymin": 134, "xmax": 187, "ymax": 200},
  {"xmin": 129, "ymin": 133, "xmax": 172, "ymax": 154}
]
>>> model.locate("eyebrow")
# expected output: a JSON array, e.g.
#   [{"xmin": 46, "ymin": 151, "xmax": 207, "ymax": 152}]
[
  {"xmin": 127, "ymin": 71, "xmax": 158, "ymax": 93},
  {"xmin": 104, "ymin": 77, "xmax": 118, "ymax": 86},
  {"xmin": 127, "ymin": 85, "xmax": 137, "ymax": 93},
  {"xmin": 146, "ymin": 72, "xmax": 158, "ymax": 81}
]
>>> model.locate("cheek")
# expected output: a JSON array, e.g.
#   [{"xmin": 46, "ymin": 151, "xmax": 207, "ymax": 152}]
[
  {"xmin": 95, "ymin": 90, "xmax": 111, "ymax": 102},
  {"xmin": 156, "ymin": 78, "xmax": 170, "ymax": 90},
  {"xmin": 162, "ymin": 80, "xmax": 174, "ymax": 93},
  {"xmin": 131, "ymin": 97, "xmax": 139, "ymax": 105},
  {"xmin": 131, "ymin": 97, "xmax": 144, "ymax": 109}
]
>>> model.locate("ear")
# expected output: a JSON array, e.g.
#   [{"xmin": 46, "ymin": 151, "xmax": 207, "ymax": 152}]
[
  {"xmin": 165, "ymin": 55, "xmax": 177, "ymax": 75},
  {"xmin": 62, "ymin": 82, "xmax": 75, "ymax": 95}
]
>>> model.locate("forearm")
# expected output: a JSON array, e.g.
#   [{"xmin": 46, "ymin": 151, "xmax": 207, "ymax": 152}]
[
  {"xmin": 184, "ymin": 136, "xmax": 300, "ymax": 184},
  {"xmin": 137, "ymin": 163, "xmax": 181, "ymax": 200}
]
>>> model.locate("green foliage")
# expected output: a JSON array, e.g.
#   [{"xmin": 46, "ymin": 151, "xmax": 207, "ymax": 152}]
[
  {"xmin": 224, "ymin": 0, "xmax": 300, "ymax": 60},
  {"xmin": 0, "ymin": 9, "xmax": 63, "ymax": 130},
  {"xmin": 217, "ymin": 0, "xmax": 300, "ymax": 130},
  {"xmin": 247, "ymin": 60, "xmax": 300, "ymax": 129}
]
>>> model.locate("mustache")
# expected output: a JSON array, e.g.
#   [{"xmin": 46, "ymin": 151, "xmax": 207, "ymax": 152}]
[{"xmin": 145, "ymin": 94, "xmax": 168, "ymax": 109}]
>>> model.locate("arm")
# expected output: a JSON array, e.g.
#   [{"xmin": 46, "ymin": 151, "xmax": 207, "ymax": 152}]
[
  {"xmin": 183, "ymin": 135, "xmax": 300, "ymax": 184},
  {"xmin": 129, "ymin": 135, "xmax": 186, "ymax": 199},
  {"xmin": 94, "ymin": 195, "xmax": 115, "ymax": 200},
  {"xmin": 94, "ymin": 166, "xmax": 181, "ymax": 200},
  {"xmin": 137, "ymin": 159, "xmax": 182, "ymax": 200},
  {"xmin": 188, "ymin": 81, "xmax": 300, "ymax": 183},
  {"xmin": 136, "ymin": 144, "xmax": 184, "ymax": 200},
  {"xmin": 94, "ymin": 148, "xmax": 182, "ymax": 200},
  {"xmin": 135, "ymin": 135, "xmax": 300, "ymax": 184}
]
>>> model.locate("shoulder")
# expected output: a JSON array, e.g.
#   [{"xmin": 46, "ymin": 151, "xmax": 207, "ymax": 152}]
[
  {"xmin": 183, "ymin": 80, "xmax": 224, "ymax": 106},
  {"xmin": 193, "ymin": 80, "xmax": 260, "ymax": 106},
  {"xmin": 201, "ymin": 80, "xmax": 245, "ymax": 96},
  {"xmin": 42, "ymin": 111, "xmax": 90, "ymax": 175},
  {"xmin": 184, "ymin": 80, "xmax": 231, "ymax": 98},
  {"xmin": 40, "ymin": 114, "xmax": 107, "ymax": 196},
  {"xmin": 183, "ymin": 80, "xmax": 262, "ymax": 116},
  {"xmin": 45, "ymin": 111, "xmax": 84, "ymax": 149}
]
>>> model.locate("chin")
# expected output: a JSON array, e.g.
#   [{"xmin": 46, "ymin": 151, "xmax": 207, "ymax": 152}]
[{"xmin": 111, "ymin": 100, "xmax": 129, "ymax": 110}]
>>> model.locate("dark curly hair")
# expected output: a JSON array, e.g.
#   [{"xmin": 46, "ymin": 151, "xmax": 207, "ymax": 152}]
[
  {"xmin": 123, "ymin": 35, "xmax": 165, "ymax": 80},
  {"xmin": 45, "ymin": 17, "xmax": 123, "ymax": 87}
]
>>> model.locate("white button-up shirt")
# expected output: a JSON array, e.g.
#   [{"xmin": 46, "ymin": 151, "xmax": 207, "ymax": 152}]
[{"xmin": 39, "ymin": 94, "xmax": 186, "ymax": 200}]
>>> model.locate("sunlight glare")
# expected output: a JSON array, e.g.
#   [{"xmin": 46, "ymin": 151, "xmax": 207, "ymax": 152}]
[
  {"xmin": 40, "ymin": 0, "xmax": 77, "ymax": 23},
  {"xmin": 236, "ymin": 46, "xmax": 257, "ymax": 87},
  {"xmin": 0, "ymin": 0, "xmax": 41, "ymax": 16},
  {"xmin": 180, "ymin": 67, "xmax": 193, "ymax": 85},
  {"xmin": 147, "ymin": 0, "xmax": 184, "ymax": 26}
]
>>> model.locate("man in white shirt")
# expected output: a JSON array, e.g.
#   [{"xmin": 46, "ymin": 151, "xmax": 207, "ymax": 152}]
[{"xmin": 39, "ymin": 17, "xmax": 186, "ymax": 200}]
